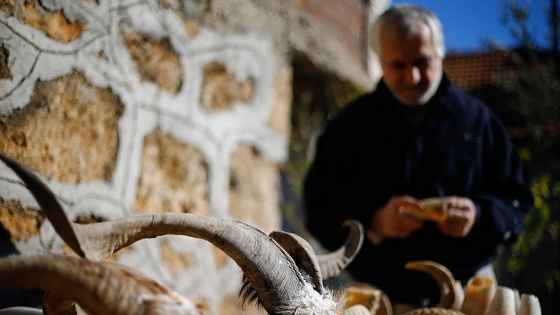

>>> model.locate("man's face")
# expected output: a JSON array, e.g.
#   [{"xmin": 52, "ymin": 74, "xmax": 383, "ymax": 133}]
[{"xmin": 379, "ymin": 24, "xmax": 443, "ymax": 106}]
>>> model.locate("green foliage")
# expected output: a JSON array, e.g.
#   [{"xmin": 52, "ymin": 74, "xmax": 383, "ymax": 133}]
[
  {"xmin": 493, "ymin": 0, "xmax": 560, "ymax": 293},
  {"xmin": 545, "ymin": 269, "xmax": 560, "ymax": 291},
  {"xmin": 499, "ymin": 0, "xmax": 537, "ymax": 47},
  {"xmin": 505, "ymin": 175, "xmax": 560, "ymax": 276},
  {"xmin": 498, "ymin": 56, "xmax": 560, "ymax": 144}
]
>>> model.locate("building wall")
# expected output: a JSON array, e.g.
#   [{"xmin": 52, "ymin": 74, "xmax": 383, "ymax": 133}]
[
  {"xmin": 294, "ymin": 0, "xmax": 369, "ymax": 68},
  {"xmin": 0, "ymin": 0, "xmax": 293, "ymax": 313}
]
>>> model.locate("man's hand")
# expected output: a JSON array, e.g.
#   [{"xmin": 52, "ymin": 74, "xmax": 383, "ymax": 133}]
[
  {"xmin": 438, "ymin": 196, "xmax": 477, "ymax": 237},
  {"xmin": 371, "ymin": 195, "xmax": 424, "ymax": 239}
]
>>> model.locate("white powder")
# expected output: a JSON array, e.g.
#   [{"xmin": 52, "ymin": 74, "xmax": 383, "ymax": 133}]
[{"xmin": 292, "ymin": 282, "xmax": 340, "ymax": 315}]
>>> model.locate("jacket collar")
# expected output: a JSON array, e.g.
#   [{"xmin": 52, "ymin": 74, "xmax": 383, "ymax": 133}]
[{"xmin": 374, "ymin": 73, "xmax": 454, "ymax": 127}]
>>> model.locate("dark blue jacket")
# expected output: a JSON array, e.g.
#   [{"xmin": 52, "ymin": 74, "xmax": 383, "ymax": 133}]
[{"xmin": 303, "ymin": 75, "xmax": 533, "ymax": 306}]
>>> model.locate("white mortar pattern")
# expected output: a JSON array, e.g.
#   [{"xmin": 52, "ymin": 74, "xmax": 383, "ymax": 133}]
[{"xmin": 0, "ymin": 0, "xmax": 286, "ymax": 312}]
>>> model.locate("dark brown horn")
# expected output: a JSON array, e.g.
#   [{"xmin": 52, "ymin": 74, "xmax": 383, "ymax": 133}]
[
  {"xmin": 0, "ymin": 152, "xmax": 86, "ymax": 258},
  {"xmin": 42, "ymin": 292, "xmax": 78, "ymax": 315},
  {"xmin": 0, "ymin": 255, "xmax": 200, "ymax": 315}
]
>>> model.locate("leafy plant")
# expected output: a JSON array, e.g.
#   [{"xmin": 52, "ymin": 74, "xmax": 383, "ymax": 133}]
[{"xmin": 492, "ymin": 0, "xmax": 560, "ymax": 295}]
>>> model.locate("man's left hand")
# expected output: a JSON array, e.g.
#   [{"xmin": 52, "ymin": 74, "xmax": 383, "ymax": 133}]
[{"xmin": 438, "ymin": 196, "xmax": 477, "ymax": 237}]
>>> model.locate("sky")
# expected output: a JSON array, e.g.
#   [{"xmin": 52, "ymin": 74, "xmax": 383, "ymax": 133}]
[{"xmin": 391, "ymin": 0, "xmax": 551, "ymax": 52}]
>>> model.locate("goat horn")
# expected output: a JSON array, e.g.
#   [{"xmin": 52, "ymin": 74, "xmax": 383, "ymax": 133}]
[
  {"xmin": 0, "ymin": 152, "xmax": 86, "ymax": 258},
  {"xmin": 405, "ymin": 260, "xmax": 459, "ymax": 309},
  {"xmin": 0, "ymin": 307, "xmax": 43, "ymax": 314},
  {"xmin": 43, "ymin": 291, "xmax": 78, "ymax": 315},
  {"xmin": 342, "ymin": 305, "xmax": 372, "ymax": 315},
  {"xmin": 268, "ymin": 230, "xmax": 325, "ymax": 295},
  {"xmin": 0, "ymin": 153, "xmax": 337, "ymax": 314},
  {"xmin": 268, "ymin": 219, "xmax": 363, "ymax": 296},
  {"xmin": 77, "ymin": 214, "xmax": 340, "ymax": 314},
  {"xmin": 1, "ymin": 153, "xmax": 344, "ymax": 313},
  {"xmin": 316, "ymin": 219, "xmax": 363, "ymax": 279},
  {"xmin": 0, "ymin": 255, "xmax": 200, "ymax": 315}
]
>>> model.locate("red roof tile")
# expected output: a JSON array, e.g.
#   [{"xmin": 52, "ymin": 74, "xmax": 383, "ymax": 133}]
[{"xmin": 443, "ymin": 50, "xmax": 518, "ymax": 91}]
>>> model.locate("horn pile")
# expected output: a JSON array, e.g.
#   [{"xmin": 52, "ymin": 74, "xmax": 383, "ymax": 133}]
[
  {"xmin": 0, "ymin": 152, "xmax": 365, "ymax": 315},
  {"xmin": 343, "ymin": 261, "xmax": 542, "ymax": 315},
  {"xmin": 0, "ymin": 152, "xmax": 542, "ymax": 315}
]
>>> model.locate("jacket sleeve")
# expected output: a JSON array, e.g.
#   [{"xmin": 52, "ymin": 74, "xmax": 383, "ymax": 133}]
[
  {"xmin": 471, "ymin": 114, "xmax": 534, "ymax": 245},
  {"xmin": 303, "ymin": 117, "xmax": 379, "ymax": 251},
  {"xmin": 303, "ymin": 125, "xmax": 350, "ymax": 251}
]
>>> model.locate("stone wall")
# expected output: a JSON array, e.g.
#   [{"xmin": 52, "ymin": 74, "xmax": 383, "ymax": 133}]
[{"xmin": 0, "ymin": 0, "xmax": 293, "ymax": 313}]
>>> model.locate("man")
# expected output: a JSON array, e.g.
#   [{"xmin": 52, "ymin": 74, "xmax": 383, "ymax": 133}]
[{"xmin": 303, "ymin": 4, "xmax": 533, "ymax": 312}]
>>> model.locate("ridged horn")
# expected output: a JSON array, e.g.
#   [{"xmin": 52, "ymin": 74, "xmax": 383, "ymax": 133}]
[
  {"xmin": 76, "ymin": 213, "xmax": 337, "ymax": 313},
  {"xmin": 405, "ymin": 260, "xmax": 460, "ymax": 309},
  {"xmin": 0, "ymin": 153, "xmax": 338, "ymax": 314},
  {"xmin": 268, "ymin": 230, "xmax": 325, "ymax": 295},
  {"xmin": 268, "ymin": 219, "xmax": 363, "ymax": 296},
  {"xmin": 316, "ymin": 219, "xmax": 364, "ymax": 279},
  {"xmin": 0, "ymin": 255, "xmax": 200, "ymax": 315},
  {"xmin": 43, "ymin": 291, "xmax": 78, "ymax": 315}
]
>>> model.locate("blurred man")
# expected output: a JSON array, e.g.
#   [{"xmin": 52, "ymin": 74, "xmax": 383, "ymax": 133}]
[{"xmin": 303, "ymin": 4, "xmax": 533, "ymax": 313}]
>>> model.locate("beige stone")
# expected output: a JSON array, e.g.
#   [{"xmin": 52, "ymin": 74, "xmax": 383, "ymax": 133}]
[
  {"xmin": 0, "ymin": 45, "xmax": 12, "ymax": 80},
  {"xmin": 160, "ymin": 239, "xmax": 197, "ymax": 277},
  {"xmin": 201, "ymin": 62, "xmax": 254, "ymax": 111},
  {"xmin": 22, "ymin": 2, "xmax": 84, "ymax": 43},
  {"xmin": 0, "ymin": 199, "xmax": 44, "ymax": 242},
  {"xmin": 213, "ymin": 246, "xmax": 231, "ymax": 270},
  {"xmin": 0, "ymin": 0, "xmax": 15, "ymax": 17},
  {"xmin": 182, "ymin": 17, "xmax": 200, "ymax": 37},
  {"xmin": 229, "ymin": 145, "xmax": 280, "ymax": 233},
  {"xmin": 121, "ymin": 25, "xmax": 183, "ymax": 94},
  {"xmin": 267, "ymin": 62, "xmax": 292, "ymax": 137},
  {"xmin": 0, "ymin": 71, "xmax": 123, "ymax": 184},
  {"xmin": 219, "ymin": 294, "xmax": 267, "ymax": 315},
  {"xmin": 133, "ymin": 128, "xmax": 210, "ymax": 215}
]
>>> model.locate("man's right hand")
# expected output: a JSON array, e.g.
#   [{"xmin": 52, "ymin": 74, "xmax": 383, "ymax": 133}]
[{"xmin": 370, "ymin": 195, "xmax": 425, "ymax": 239}]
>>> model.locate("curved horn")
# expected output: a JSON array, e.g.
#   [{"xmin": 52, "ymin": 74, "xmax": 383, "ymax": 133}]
[
  {"xmin": 76, "ymin": 214, "xmax": 339, "ymax": 314},
  {"xmin": 0, "ymin": 152, "xmax": 86, "ymax": 258},
  {"xmin": 268, "ymin": 219, "xmax": 364, "ymax": 296},
  {"xmin": 342, "ymin": 305, "xmax": 372, "ymax": 315},
  {"xmin": 344, "ymin": 282, "xmax": 392, "ymax": 315},
  {"xmin": 0, "ymin": 307, "xmax": 43, "ymax": 315},
  {"xmin": 43, "ymin": 292, "xmax": 78, "ymax": 315},
  {"xmin": 268, "ymin": 230, "xmax": 324, "ymax": 295},
  {"xmin": 1, "ymin": 152, "xmax": 340, "ymax": 313},
  {"xmin": 316, "ymin": 219, "xmax": 364, "ymax": 279},
  {"xmin": 405, "ymin": 260, "xmax": 460, "ymax": 309},
  {"xmin": 0, "ymin": 255, "xmax": 200, "ymax": 315}
]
